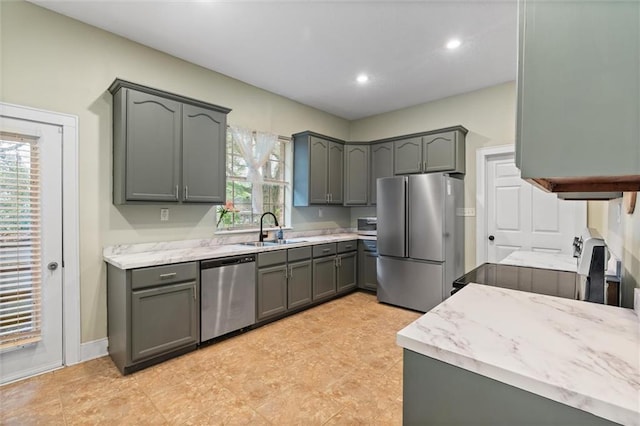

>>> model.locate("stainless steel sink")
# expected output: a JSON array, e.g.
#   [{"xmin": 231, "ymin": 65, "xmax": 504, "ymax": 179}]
[{"xmin": 238, "ymin": 239, "xmax": 307, "ymax": 247}]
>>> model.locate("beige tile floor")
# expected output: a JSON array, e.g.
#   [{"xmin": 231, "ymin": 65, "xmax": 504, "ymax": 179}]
[{"xmin": 0, "ymin": 291, "xmax": 421, "ymax": 425}]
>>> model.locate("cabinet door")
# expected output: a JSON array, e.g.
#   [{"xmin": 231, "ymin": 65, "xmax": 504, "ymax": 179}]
[
  {"xmin": 328, "ymin": 141, "xmax": 344, "ymax": 204},
  {"xmin": 394, "ymin": 137, "xmax": 422, "ymax": 175},
  {"xmin": 182, "ymin": 104, "xmax": 226, "ymax": 203},
  {"xmin": 257, "ymin": 265, "xmax": 288, "ymax": 321},
  {"xmin": 312, "ymin": 256, "xmax": 337, "ymax": 301},
  {"xmin": 344, "ymin": 145, "xmax": 369, "ymax": 206},
  {"xmin": 336, "ymin": 252, "xmax": 357, "ymax": 293},
  {"xmin": 131, "ymin": 281, "xmax": 198, "ymax": 362},
  {"xmin": 125, "ymin": 89, "xmax": 181, "ymax": 202},
  {"xmin": 288, "ymin": 260, "xmax": 312, "ymax": 310},
  {"xmin": 362, "ymin": 252, "xmax": 378, "ymax": 291},
  {"xmin": 309, "ymin": 137, "xmax": 329, "ymax": 204},
  {"xmin": 423, "ymin": 132, "xmax": 456, "ymax": 173},
  {"xmin": 370, "ymin": 142, "xmax": 393, "ymax": 205}
]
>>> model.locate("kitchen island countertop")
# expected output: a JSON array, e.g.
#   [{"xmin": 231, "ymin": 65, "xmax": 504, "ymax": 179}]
[
  {"xmin": 397, "ymin": 283, "xmax": 640, "ymax": 425},
  {"xmin": 104, "ymin": 233, "xmax": 372, "ymax": 269}
]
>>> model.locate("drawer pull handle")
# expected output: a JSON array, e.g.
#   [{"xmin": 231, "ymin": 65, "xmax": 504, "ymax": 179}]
[
  {"xmin": 345, "ymin": 245, "xmax": 352, "ymax": 249},
  {"xmin": 322, "ymin": 248, "xmax": 331, "ymax": 252},
  {"xmin": 159, "ymin": 273, "xmax": 177, "ymax": 280}
]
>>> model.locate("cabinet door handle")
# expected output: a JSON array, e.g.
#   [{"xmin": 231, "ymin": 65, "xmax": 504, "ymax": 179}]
[
  {"xmin": 192, "ymin": 284, "xmax": 196, "ymax": 300},
  {"xmin": 423, "ymin": 161, "xmax": 427, "ymax": 171},
  {"xmin": 329, "ymin": 193, "xmax": 332, "ymax": 202},
  {"xmin": 289, "ymin": 267, "xmax": 293, "ymax": 279},
  {"xmin": 159, "ymin": 272, "xmax": 177, "ymax": 280},
  {"xmin": 175, "ymin": 185, "xmax": 179, "ymax": 200},
  {"xmin": 184, "ymin": 186, "xmax": 189, "ymax": 200}
]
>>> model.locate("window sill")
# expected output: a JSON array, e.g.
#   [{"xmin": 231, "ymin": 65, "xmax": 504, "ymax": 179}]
[{"xmin": 213, "ymin": 226, "xmax": 293, "ymax": 236}]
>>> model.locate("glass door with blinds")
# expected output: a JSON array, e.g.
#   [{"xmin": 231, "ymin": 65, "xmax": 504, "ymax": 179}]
[{"xmin": 0, "ymin": 117, "xmax": 63, "ymax": 385}]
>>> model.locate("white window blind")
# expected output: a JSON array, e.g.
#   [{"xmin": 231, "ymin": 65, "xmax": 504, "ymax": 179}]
[{"xmin": 0, "ymin": 134, "xmax": 42, "ymax": 350}]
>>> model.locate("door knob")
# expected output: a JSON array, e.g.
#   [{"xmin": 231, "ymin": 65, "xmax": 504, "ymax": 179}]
[
  {"xmin": 47, "ymin": 262, "xmax": 59, "ymax": 271},
  {"xmin": 488, "ymin": 235, "xmax": 495, "ymax": 241}
]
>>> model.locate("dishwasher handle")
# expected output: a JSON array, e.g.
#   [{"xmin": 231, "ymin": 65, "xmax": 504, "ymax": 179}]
[{"xmin": 201, "ymin": 254, "xmax": 256, "ymax": 269}]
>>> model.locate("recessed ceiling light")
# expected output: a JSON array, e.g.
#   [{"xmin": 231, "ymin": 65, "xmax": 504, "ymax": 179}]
[
  {"xmin": 446, "ymin": 39, "xmax": 462, "ymax": 49},
  {"xmin": 356, "ymin": 74, "xmax": 369, "ymax": 84}
]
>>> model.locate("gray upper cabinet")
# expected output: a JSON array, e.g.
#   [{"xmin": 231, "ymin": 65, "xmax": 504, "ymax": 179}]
[
  {"xmin": 293, "ymin": 131, "xmax": 345, "ymax": 206},
  {"xmin": 393, "ymin": 128, "xmax": 466, "ymax": 176},
  {"xmin": 344, "ymin": 144, "xmax": 369, "ymax": 206},
  {"xmin": 516, "ymin": 1, "xmax": 640, "ymax": 192},
  {"xmin": 109, "ymin": 79, "xmax": 231, "ymax": 205},
  {"xmin": 119, "ymin": 90, "xmax": 181, "ymax": 202},
  {"xmin": 370, "ymin": 142, "xmax": 393, "ymax": 205},
  {"xmin": 394, "ymin": 137, "xmax": 423, "ymax": 175},
  {"xmin": 182, "ymin": 104, "xmax": 226, "ymax": 203}
]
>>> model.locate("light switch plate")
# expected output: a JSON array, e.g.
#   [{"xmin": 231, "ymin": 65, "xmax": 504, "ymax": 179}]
[
  {"xmin": 160, "ymin": 208, "xmax": 169, "ymax": 221},
  {"xmin": 456, "ymin": 208, "xmax": 476, "ymax": 217}
]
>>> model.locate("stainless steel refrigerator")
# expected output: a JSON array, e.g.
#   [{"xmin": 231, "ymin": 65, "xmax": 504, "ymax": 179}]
[{"xmin": 376, "ymin": 173, "xmax": 464, "ymax": 312}]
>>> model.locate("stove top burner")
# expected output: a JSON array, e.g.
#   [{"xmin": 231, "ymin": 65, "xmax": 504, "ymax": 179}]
[{"xmin": 452, "ymin": 263, "xmax": 578, "ymax": 300}]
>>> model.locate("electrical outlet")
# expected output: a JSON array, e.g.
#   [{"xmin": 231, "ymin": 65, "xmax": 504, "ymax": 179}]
[
  {"xmin": 318, "ymin": 208, "xmax": 323, "ymax": 218},
  {"xmin": 160, "ymin": 208, "xmax": 169, "ymax": 221}
]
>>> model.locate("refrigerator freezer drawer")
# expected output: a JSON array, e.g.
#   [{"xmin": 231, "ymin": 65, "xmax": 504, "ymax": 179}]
[{"xmin": 377, "ymin": 256, "xmax": 444, "ymax": 312}]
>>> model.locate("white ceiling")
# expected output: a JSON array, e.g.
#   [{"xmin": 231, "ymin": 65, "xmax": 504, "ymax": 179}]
[{"xmin": 30, "ymin": 0, "xmax": 518, "ymax": 120}]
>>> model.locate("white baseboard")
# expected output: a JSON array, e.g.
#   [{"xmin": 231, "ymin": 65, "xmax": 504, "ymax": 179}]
[{"xmin": 80, "ymin": 338, "xmax": 108, "ymax": 362}]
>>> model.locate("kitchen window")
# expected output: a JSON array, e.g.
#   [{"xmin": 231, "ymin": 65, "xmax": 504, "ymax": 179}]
[{"xmin": 219, "ymin": 127, "xmax": 291, "ymax": 230}]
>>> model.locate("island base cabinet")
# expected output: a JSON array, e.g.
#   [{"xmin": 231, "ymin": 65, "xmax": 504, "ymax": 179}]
[
  {"xmin": 131, "ymin": 282, "xmax": 199, "ymax": 362},
  {"xmin": 403, "ymin": 349, "xmax": 618, "ymax": 425}
]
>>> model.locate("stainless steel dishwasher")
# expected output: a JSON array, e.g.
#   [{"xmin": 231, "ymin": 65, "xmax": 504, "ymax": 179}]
[{"xmin": 200, "ymin": 254, "xmax": 256, "ymax": 342}]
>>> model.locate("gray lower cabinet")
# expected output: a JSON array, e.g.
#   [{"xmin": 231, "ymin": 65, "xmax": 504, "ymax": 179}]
[
  {"xmin": 343, "ymin": 144, "xmax": 369, "ymax": 206},
  {"xmin": 109, "ymin": 79, "xmax": 230, "ymax": 205},
  {"xmin": 403, "ymin": 349, "xmax": 617, "ymax": 425},
  {"xmin": 392, "ymin": 128, "xmax": 466, "ymax": 176},
  {"xmin": 370, "ymin": 142, "xmax": 394, "ymax": 205},
  {"xmin": 312, "ymin": 256, "xmax": 337, "ymax": 301},
  {"xmin": 358, "ymin": 240, "xmax": 378, "ymax": 291},
  {"xmin": 293, "ymin": 131, "xmax": 345, "ymax": 206},
  {"xmin": 336, "ymin": 252, "xmax": 357, "ymax": 293},
  {"xmin": 107, "ymin": 262, "xmax": 199, "ymax": 375},
  {"xmin": 287, "ymin": 260, "xmax": 312, "ymax": 310},
  {"xmin": 257, "ymin": 247, "xmax": 313, "ymax": 321},
  {"xmin": 257, "ymin": 264, "xmax": 288, "ymax": 321}
]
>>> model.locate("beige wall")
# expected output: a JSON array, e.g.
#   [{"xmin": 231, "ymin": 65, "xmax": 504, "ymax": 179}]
[
  {"xmin": 350, "ymin": 82, "xmax": 518, "ymax": 272},
  {"xmin": 1, "ymin": 1, "xmax": 350, "ymax": 342},
  {"xmin": 604, "ymin": 199, "xmax": 639, "ymax": 308}
]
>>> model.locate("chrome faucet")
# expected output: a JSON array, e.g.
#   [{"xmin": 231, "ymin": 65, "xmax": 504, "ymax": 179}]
[{"xmin": 259, "ymin": 212, "xmax": 279, "ymax": 242}]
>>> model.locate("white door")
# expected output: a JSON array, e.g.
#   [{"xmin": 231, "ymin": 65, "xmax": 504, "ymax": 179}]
[
  {"xmin": 486, "ymin": 153, "xmax": 586, "ymax": 263},
  {"xmin": 0, "ymin": 117, "xmax": 63, "ymax": 384}
]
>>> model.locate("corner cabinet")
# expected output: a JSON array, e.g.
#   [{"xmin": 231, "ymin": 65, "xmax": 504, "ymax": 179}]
[
  {"xmin": 393, "ymin": 127, "xmax": 466, "ymax": 176},
  {"xmin": 293, "ymin": 131, "xmax": 344, "ymax": 206},
  {"xmin": 344, "ymin": 144, "xmax": 369, "ymax": 206},
  {"xmin": 109, "ymin": 79, "xmax": 230, "ymax": 205},
  {"xmin": 516, "ymin": 1, "xmax": 640, "ymax": 192}
]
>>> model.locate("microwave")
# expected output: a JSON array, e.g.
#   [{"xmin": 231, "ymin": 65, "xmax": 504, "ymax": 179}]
[{"xmin": 357, "ymin": 217, "xmax": 377, "ymax": 235}]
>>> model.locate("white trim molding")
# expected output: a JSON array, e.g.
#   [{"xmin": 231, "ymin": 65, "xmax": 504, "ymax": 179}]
[
  {"xmin": 475, "ymin": 144, "xmax": 515, "ymax": 265},
  {"xmin": 0, "ymin": 102, "xmax": 81, "ymax": 366},
  {"xmin": 80, "ymin": 338, "xmax": 108, "ymax": 362}
]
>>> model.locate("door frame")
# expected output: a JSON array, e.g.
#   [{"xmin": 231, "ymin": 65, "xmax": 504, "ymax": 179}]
[
  {"xmin": 475, "ymin": 144, "xmax": 516, "ymax": 265},
  {"xmin": 0, "ymin": 102, "xmax": 81, "ymax": 366}
]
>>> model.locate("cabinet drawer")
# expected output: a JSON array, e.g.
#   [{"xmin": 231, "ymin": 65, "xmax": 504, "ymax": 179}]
[
  {"xmin": 337, "ymin": 240, "xmax": 357, "ymax": 253},
  {"xmin": 288, "ymin": 246, "xmax": 312, "ymax": 263},
  {"xmin": 361, "ymin": 240, "xmax": 378, "ymax": 252},
  {"xmin": 258, "ymin": 250, "xmax": 287, "ymax": 268},
  {"xmin": 131, "ymin": 262, "xmax": 197, "ymax": 290},
  {"xmin": 313, "ymin": 243, "xmax": 337, "ymax": 258}
]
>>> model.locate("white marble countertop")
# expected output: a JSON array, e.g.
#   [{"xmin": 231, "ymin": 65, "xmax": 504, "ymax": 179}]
[
  {"xmin": 104, "ymin": 233, "xmax": 373, "ymax": 269},
  {"xmin": 397, "ymin": 284, "xmax": 640, "ymax": 425},
  {"xmin": 499, "ymin": 250, "xmax": 578, "ymax": 272}
]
